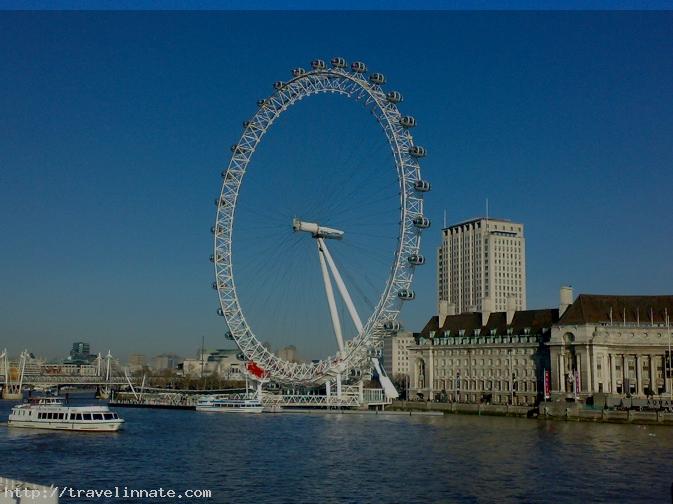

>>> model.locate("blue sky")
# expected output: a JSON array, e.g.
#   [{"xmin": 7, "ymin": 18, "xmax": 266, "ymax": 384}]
[{"xmin": 1, "ymin": 11, "xmax": 672, "ymax": 361}]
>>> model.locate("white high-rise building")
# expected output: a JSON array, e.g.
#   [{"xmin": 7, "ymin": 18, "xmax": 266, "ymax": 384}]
[
  {"xmin": 382, "ymin": 331, "xmax": 415, "ymax": 379},
  {"xmin": 437, "ymin": 217, "xmax": 526, "ymax": 314}
]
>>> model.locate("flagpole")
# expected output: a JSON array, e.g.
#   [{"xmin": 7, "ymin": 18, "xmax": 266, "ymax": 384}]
[{"xmin": 667, "ymin": 309, "xmax": 671, "ymax": 400}]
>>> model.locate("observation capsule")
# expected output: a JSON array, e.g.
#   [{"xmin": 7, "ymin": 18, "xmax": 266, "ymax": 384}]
[
  {"xmin": 331, "ymin": 57, "xmax": 347, "ymax": 68},
  {"xmin": 212, "ymin": 281, "xmax": 218, "ymax": 290},
  {"xmin": 399, "ymin": 116, "xmax": 416, "ymax": 128},
  {"xmin": 256, "ymin": 99, "xmax": 267, "ymax": 108},
  {"xmin": 414, "ymin": 180, "xmax": 431, "ymax": 192},
  {"xmin": 231, "ymin": 144, "xmax": 248, "ymax": 154},
  {"xmin": 386, "ymin": 91, "xmax": 403, "ymax": 103},
  {"xmin": 407, "ymin": 254, "xmax": 426, "ymax": 265},
  {"xmin": 413, "ymin": 215, "xmax": 431, "ymax": 229},
  {"xmin": 397, "ymin": 289, "xmax": 416, "ymax": 300},
  {"xmin": 273, "ymin": 81, "xmax": 284, "ymax": 90},
  {"xmin": 292, "ymin": 67, "xmax": 306, "ymax": 77},
  {"xmin": 217, "ymin": 308, "xmax": 224, "ymax": 316},
  {"xmin": 369, "ymin": 73, "xmax": 386, "ymax": 85},
  {"xmin": 225, "ymin": 331, "xmax": 234, "ymax": 341},
  {"xmin": 383, "ymin": 320, "xmax": 401, "ymax": 331},
  {"xmin": 311, "ymin": 59, "xmax": 326, "ymax": 70},
  {"xmin": 409, "ymin": 145, "xmax": 427, "ymax": 158},
  {"xmin": 351, "ymin": 61, "xmax": 367, "ymax": 73}
]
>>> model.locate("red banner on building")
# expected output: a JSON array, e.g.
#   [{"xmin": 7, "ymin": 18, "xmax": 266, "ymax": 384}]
[{"xmin": 544, "ymin": 369, "xmax": 550, "ymax": 400}]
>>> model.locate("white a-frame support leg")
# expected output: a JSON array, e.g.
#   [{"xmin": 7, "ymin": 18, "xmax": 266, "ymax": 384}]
[
  {"xmin": 317, "ymin": 240, "xmax": 345, "ymax": 353},
  {"xmin": 317, "ymin": 237, "xmax": 364, "ymax": 335}
]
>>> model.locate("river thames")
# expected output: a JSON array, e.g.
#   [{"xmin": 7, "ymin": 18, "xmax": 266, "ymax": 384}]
[{"xmin": 0, "ymin": 397, "xmax": 671, "ymax": 503}]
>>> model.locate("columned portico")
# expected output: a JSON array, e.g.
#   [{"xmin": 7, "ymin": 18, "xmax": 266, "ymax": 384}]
[
  {"xmin": 428, "ymin": 348, "xmax": 434, "ymax": 401},
  {"xmin": 585, "ymin": 345, "xmax": 592, "ymax": 394}
]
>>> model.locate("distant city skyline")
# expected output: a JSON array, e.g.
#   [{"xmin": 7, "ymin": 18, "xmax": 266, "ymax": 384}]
[{"xmin": 1, "ymin": 11, "xmax": 672, "ymax": 360}]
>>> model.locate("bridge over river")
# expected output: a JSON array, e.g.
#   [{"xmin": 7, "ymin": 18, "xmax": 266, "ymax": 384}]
[{"xmin": 0, "ymin": 349, "xmax": 136, "ymax": 399}]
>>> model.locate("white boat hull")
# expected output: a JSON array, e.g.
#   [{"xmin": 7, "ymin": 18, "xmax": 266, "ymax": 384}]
[
  {"xmin": 8, "ymin": 397, "xmax": 125, "ymax": 432},
  {"xmin": 196, "ymin": 406, "xmax": 263, "ymax": 413},
  {"xmin": 8, "ymin": 420, "xmax": 124, "ymax": 432}
]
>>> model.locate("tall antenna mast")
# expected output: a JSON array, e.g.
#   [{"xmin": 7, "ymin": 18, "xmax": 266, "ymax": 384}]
[{"xmin": 443, "ymin": 209, "xmax": 447, "ymax": 228}]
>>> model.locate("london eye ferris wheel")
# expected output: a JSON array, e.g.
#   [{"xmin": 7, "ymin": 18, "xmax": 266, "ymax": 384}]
[{"xmin": 211, "ymin": 57, "xmax": 430, "ymax": 388}]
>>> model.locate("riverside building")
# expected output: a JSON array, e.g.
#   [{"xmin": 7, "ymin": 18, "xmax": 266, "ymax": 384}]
[
  {"xmin": 407, "ymin": 287, "xmax": 673, "ymax": 408},
  {"xmin": 179, "ymin": 349, "xmax": 244, "ymax": 380},
  {"xmin": 407, "ymin": 298, "xmax": 558, "ymax": 405},
  {"xmin": 437, "ymin": 217, "xmax": 526, "ymax": 314},
  {"xmin": 382, "ymin": 330, "xmax": 415, "ymax": 380},
  {"xmin": 549, "ymin": 290, "xmax": 673, "ymax": 400}
]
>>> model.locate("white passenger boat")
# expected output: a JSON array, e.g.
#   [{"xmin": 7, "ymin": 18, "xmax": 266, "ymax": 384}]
[
  {"xmin": 196, "ymin": 394, "xmax": 263, "ymax": 413},
  {"xmin": 8, "ymin": 397, "xmax": 124, "ymax": 432}
]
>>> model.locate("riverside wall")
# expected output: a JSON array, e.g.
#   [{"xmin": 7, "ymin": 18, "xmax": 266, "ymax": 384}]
[{"xmin": 389, "ymin": 400, "xmax": 673, "ymax": 426}]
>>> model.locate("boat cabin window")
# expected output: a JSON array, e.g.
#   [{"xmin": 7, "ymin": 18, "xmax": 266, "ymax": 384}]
[
  {"xmin": 76, "ymin": 414, "xmax": 83, "ymax": 420},
  {"xmin": 112, "ymin": 413, "xmax": 118, "ymax": 419},
  {"xmin": 57, "ymin": 413, "xmax": 64, "ymax": 420},
  {"xmin": 104, "ymin": 413, "xmax": 114, "ymax": 420},
  {"xmin": 70, "ymin": 413, "xmax": 76, "ymax": 420},
  {"xmin": 93, "ymin": 413, "xmax": 103, "ymax": 420},
  {"xmin": 83, "ymin": 414, "xmax": 93, "ymax": 421}
]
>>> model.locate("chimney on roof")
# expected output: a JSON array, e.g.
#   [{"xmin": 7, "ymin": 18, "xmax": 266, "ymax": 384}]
[
  {"xmin": 481, "ymin": 297, "xmax": 494, "ymax": 327},
  {"xmin": 506, "ymin": 295, "xmax": 517, "ymax": 325},
  {"xmin": 559, "ymin": 286, "xmax": 573, "ymax": 317},
  {"xmin": 438, "ymin": 300, "xmax": 456, "ymax": 326}
]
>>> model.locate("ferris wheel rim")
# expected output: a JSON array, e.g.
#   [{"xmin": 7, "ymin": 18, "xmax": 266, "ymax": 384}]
[{"xmin": 213, "ymin": 60, "xmax": 428, "ymax": 385}]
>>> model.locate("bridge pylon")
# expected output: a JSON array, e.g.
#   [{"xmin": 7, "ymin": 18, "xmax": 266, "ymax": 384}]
[{"xmin": 1, "ymin": 350, "xmax": 27, "ymax": 400}]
